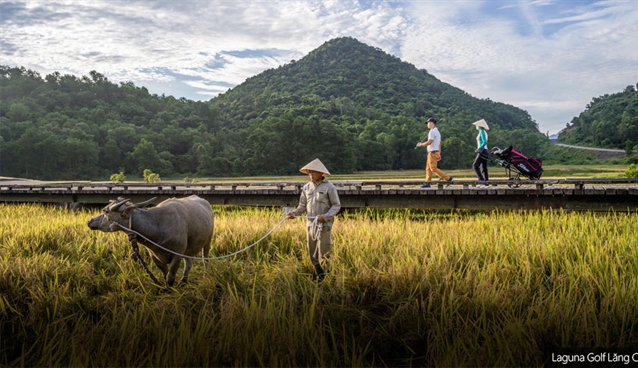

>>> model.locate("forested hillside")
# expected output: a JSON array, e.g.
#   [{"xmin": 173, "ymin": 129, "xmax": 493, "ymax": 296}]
[
  {"xmin": 558, "ymin": 84, "xmax": 638, "ymax": 152},
  {"xmin": 0, "ymin": 68, "xmax": 216, "ymax": 180},
  {"xmin": 1, "ymin": 37, "xmax": 549, "ymax": 180}
]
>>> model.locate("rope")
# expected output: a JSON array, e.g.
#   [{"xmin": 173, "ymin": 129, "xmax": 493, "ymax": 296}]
[
  {"xmin": 307, "ymin": 216, "xmax": 323, "ymax": 260},
  {"xmin": 308, "ymin": 216, "xmax": 323, "ymax": 242},
  {"xmin": 112, "ymin": 215, "xmax": 317, "ymax": 261}
]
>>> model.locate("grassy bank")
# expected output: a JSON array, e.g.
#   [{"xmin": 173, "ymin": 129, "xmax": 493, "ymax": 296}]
[
  {"xmin": 1, "ymin": 205, "xmax": 638, "ymax": 366},
  {"xmin": 3, "ymin": 163, "xmax": 630, "ymax": 184},
  {"xmin": 170, "ymin": 164, "xmax": 630, "ymax": 182}
]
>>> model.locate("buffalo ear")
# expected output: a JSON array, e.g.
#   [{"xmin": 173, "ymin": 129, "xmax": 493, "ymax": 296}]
[{"xmin": 135, "ymin": 197, "xmax": 157, "ymax": 208}]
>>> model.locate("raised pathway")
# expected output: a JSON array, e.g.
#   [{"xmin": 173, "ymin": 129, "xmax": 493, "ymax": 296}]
[{"xmin": 2, "ymin": 179, "xmax": 638, "ymax": 211}]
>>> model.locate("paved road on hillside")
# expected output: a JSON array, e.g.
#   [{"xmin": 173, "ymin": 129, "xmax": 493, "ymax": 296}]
[
  {"xmin": 550, "ymin": 139, "xmax": 625, "ymax": 153},
  {"xmin": 0, "ymin": 180, "xmax": 39, "ymax": 185}
]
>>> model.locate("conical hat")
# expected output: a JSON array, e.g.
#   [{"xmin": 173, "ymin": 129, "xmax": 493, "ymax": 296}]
[
  {"xmin": 472, "ymin": 119, "xmax": 489, "ymax": 130},
  {"xmin": 299, "ymin": 158, "xmax": 331, "ymax": 176}
]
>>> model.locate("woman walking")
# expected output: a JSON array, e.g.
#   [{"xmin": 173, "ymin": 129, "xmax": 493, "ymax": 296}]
[{"xmin": 472, "ymin": 119, "xmax": 490, "ymax": 187}]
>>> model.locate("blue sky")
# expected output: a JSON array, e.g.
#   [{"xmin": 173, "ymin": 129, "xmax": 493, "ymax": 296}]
[{"xmin": 1, "ymin": 0, "xmax": 637, "ymax": 134}]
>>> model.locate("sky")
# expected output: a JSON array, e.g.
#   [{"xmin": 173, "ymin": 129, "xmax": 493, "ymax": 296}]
[{"xmin": 1, "ymin": 0, "xmax": 637, "ymax": 135}]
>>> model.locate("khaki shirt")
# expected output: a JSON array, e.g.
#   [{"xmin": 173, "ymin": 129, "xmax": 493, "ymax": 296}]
[{"xmin": 292, "ymin": 180, "xmax": 341, "ymax": 229}]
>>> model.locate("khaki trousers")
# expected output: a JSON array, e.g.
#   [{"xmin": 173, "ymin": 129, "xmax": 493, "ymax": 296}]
[
  {"xmin": 426, "ymin": 151, "xmax": 450, "ymax": 182},
  {"xmin": 306, "ymin": 226, "xmax": 332, "ymax": 266}
]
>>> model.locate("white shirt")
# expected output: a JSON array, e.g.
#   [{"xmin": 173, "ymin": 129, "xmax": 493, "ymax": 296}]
[{"xmin": 428, "ymin": 127, "xmax": 441, "ymax": 151}]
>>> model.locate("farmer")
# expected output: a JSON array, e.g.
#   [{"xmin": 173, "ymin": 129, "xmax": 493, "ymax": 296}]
[
  {"xmin": 287, "ymin": 158, "xmax": 341, "ymax": 281},
  {"xmin": 416, "ymin": 117, "xmax": 453, "ymax": 188},
  {"xmin": 472, "ymin": 119, "xmax": 490, "ymax": 186}
]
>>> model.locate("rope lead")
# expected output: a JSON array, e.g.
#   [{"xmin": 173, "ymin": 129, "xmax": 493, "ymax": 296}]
[{"xmin": 113, "ymin": 215, "xmax": 317, "ymax": 261}]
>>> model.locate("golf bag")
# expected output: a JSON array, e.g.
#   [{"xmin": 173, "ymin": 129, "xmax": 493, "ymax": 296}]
[{"xmin": 490, "ymin": 146, "xmax": 543, "ymax": 180}]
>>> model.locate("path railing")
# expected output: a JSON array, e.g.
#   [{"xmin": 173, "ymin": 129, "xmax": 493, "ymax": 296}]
[{"xmin": 2, "ymin": 178, "xmax": 638, "ymax": 211}]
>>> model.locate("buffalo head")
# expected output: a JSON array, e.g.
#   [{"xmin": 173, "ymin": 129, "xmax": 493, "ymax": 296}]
[{"xmin": 87, "ymin": 197, "xmax": 156, "ymax": 232}]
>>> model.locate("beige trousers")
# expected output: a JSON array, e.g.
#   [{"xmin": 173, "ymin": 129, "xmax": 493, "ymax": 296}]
[
  {"xmin": 425, "ymin": 151, "xmax": 450, "ymax": 182},
  {"xmin": 306, "ymin": 226, "xmax": 332, "ymax": 266}
]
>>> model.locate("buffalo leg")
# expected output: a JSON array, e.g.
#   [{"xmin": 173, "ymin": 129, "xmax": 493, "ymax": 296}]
[
  {"xmin": 150, "ymin": 254, "xmax": 168, "ymax": 278},
  {"xmin": 166, "ymin": 256, "xmax": 182, "ymax": 287},
  {"xmin": 180, "ymin": 258, "xmax": 193, "ymax": 284}
]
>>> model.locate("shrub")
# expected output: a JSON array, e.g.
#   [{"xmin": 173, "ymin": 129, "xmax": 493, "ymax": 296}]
[
  {"xmin": 110, "ymin": 171, "xmax": 126, "ymax": 183},
  {"xmin": 624, "ymin": 164, "xmax": 638, "ymax": 178},
  {"xmin": 143, "ymin": 169, "xmax": 160, "ymax": 183}
]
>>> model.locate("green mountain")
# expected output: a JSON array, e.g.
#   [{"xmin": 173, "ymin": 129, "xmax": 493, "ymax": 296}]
[
  {"xmin": 0, "ymin": 37, "xmax": 548, "ymax": 180},
  {"xmin": 558, "ymin": 84, "xmax": 638, "ymax": 152},
  {"xmin": 210, "ymin": 37, "xmax": 546, "ymax": 173},
  {"xmin": 214, "ymin": 37, "xmax": 538, "ymax": 128}
]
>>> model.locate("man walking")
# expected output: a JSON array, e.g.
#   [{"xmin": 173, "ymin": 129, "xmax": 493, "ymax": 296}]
[
  {"xmin": 287, "ymin": 158, "xmax": 341, "ymax": 280},
  {"xmin": 416, "ymin": 117, "xmax": 453, "ymax": 188}
]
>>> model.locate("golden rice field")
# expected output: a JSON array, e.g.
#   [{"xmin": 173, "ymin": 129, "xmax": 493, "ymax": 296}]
[{"xmin": 1, "ymin": 204, "xmax": 638, "ymax": 366}]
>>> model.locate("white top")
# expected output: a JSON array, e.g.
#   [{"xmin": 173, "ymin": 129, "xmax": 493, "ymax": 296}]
[{"xmin": 428, "ymin": 127, "xmax": 441, "ymax": 151}]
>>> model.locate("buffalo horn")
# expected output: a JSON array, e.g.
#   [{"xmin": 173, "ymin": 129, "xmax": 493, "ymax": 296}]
[
  {"xmin": 108, "ymin": 198, "xmax": 130, "ymax": 212},
  {"xmin": 135, "ymin": 197, "xmax": 157, "ymax": 208}
]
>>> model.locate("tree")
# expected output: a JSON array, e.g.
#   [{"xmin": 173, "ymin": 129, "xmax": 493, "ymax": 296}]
[
  {"xmin": 9, "ymin": 128, "xmax": 64, "ymax": 179},
  {"xmin": 61, "ymin": 138, "xmax": 99, "ymax": 179},
  {"xmin": 7, "ymin": 102, "xmax": 31, "ymax": 122},
  {"xmin": 99, "ymin": 139, "xmax": 123, "ymax": 173},
  {"xmin": 130, "ymin": 139, "xmax": 173, "ymax": 176}
]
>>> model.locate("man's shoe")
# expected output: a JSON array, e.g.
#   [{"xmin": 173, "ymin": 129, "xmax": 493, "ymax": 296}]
[
  {"xmin": 313, "ymin": 264, "xmax": 326, "ymax": 282},
  {"xmin": 446, "ymin": 177, "xmax": 454, "ymax": 188},
  {"xmin": 420, "ymin": 183, "xmax": 431, "ymax": 188}
]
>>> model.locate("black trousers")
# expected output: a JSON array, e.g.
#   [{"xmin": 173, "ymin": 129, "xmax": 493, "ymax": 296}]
[{"xmin": 473, "ymin": 148, "xmax": 489, "ymax": 181}]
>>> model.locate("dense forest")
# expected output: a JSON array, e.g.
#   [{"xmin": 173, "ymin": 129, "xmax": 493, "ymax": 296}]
[
  {"xmin": 1, "ymin": 37, "xmax": 552, "ymax": 180},
  {"xmin": 558, "ymin": 83, "xmax": 638, "ymax": 152}
]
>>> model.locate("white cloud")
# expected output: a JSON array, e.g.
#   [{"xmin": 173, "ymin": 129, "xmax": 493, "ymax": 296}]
[
  {"xmin": 398, "ymin": 0, "xmax": 638, "ymax": 133},
  {"xmin": 1, "ymin": 0, "xmax": 637, "ymax": 134}
]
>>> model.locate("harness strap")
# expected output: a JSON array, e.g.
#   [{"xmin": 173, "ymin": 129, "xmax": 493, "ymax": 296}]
[
  {"xmin": 125, "ymin": 212, "xmax": 162, "ymax": 285},
  {"xmin": 129, "ymin": 237, "xmax": 162, "ymax": 286}
]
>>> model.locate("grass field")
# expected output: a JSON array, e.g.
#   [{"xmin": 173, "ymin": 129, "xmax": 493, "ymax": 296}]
[
  {"xmin": 154, "ymin": 164, "xmax": 631, "ymax": 183},
  {"xmin": 2, "ymin": 204, "xmax": 638, "ymax": 366},
  {"xmin": 1, "ymin": 164, "xmax": 630, "ymax": 185}
]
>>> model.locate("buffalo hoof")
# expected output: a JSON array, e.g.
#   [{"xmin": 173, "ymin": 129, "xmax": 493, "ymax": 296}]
[{"xmin": 176, "ymin": 281, "xmax": 189, "ymax": 288}]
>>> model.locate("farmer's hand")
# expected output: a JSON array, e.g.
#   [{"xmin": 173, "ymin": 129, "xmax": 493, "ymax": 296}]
[
  {"xmin": 317, "ymin": 215, "xmax": 325, "ymax": 223},
  {"xmin": 287, "ymin": 212, "xmax": 296, "ymax": 219}
]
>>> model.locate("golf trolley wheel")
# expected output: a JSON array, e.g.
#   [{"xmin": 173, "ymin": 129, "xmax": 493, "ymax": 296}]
[
  {"xmin": 507, "ymin": 173, "xmax": 522, "ymax": 188},
  {"xmin": 507, "ymin": 180, "xmax": 521, "ymax": 188}
]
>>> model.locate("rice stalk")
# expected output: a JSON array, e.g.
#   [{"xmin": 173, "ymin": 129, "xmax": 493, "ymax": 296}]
[{"xmin": 2, "ymin": 204, "xmax": 638, "ymax": 366}]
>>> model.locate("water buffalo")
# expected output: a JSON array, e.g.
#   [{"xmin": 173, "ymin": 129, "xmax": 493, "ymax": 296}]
[{"xmin": 88, "ymin": 195, "xmax": 214, "ymax": 288}]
